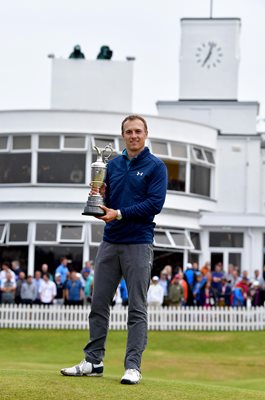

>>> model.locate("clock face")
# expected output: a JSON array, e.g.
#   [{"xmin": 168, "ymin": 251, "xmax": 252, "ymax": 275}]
[{"xmin": 195, "ymin": 41, "xmax": 223, "ymax": 69}]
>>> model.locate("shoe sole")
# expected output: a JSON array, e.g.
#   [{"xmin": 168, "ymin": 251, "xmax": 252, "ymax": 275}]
[
  {"xmin": 120, "ymin": 379, "xmax": 139, "ymax": 385},
  {"xmin": 60, "ymin": 370, "xmax": 103, "ymax": 377}
]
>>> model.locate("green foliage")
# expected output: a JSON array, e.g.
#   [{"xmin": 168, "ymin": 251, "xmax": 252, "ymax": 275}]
[{"xmin": 1, "ymin": 329, "xmax": 265, "ymax": 399}]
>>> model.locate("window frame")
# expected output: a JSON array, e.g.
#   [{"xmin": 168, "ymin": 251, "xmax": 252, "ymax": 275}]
[{"xmin": 58, "ymin": 223, "xmax": 84, "ymax": 243}]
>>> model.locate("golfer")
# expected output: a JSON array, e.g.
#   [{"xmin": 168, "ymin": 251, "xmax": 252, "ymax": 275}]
[{"xmin": 61, "ymin": 114, "xmax": 167, "ymax": 384}]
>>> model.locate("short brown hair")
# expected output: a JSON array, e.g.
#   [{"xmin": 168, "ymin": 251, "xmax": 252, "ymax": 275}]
[{"xmin": 121, "ymin": 114, "xmax": 148, "ymax": 134}]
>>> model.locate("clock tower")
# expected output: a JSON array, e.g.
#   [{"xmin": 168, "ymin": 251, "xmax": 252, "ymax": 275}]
[{"xmin": 179, "ymin": 18, "xmax": 241, "ymax": 100}]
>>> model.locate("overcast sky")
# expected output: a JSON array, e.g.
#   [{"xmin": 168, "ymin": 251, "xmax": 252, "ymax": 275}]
[{"xmin": 1, "ymin": 0, "xmax": 265, "ymax": 119}]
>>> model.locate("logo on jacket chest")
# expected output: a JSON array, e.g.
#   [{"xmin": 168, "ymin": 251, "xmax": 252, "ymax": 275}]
[{"xmin": 137, "ymin": 171, "xmax": 144, "ymax": 176}]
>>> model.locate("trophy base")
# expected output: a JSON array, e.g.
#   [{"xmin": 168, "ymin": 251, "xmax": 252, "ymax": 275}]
[{"xmin": 82, "ymin": 205, "xmax": 105, "ymax": 217}]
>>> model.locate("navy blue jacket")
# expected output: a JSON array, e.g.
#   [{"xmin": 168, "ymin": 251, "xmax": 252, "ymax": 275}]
[{"xmin": 103, "ymin": 147, "xmax": 167, "ymax": 244}]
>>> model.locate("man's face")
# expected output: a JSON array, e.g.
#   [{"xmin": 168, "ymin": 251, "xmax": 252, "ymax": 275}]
[{"xmin": 122, "ymin": 119, "xmax": 147, "ymax": 155}]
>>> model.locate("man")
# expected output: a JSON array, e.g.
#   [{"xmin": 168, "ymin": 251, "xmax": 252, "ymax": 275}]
[
  {"xmin": 55, "ymin": 257, "xmax": 69, "ymax": 284},
  {"xmin": 0, "ymin": 271, "xmax": 16, "ymax": 304},
  {"xmin": 21, "ymin": 275, "xmax": 37, "ymax": 304},
  {"xmin": 147, "ymin": 276, "xmax": 164, "ymax": 306},
  {"xmin": 65, "ymin": 270, "xmax": 84, "ymax": 306},
  {"xmin": 61, "ymin": 114, "xmax": 167, "ymax": 384},
  {"xmin": 39, "ymin": 273, "xmax": 57, "ymax": 305}
]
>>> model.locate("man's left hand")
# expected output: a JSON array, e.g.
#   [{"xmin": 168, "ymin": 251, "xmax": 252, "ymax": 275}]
[{"xmin": 96, "ymin": 205, "xmax": 118, "ymax": 223}]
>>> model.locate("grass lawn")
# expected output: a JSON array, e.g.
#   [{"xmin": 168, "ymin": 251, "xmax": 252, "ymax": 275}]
[{"xmin": 1, "ymin": 329, "xmax": 265, "ymax": 399}]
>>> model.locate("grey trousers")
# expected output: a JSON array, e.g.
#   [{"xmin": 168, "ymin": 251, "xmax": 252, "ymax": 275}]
[{"xmin": 83, "ymin": 241, "xmax": 153, "ymax": 371}]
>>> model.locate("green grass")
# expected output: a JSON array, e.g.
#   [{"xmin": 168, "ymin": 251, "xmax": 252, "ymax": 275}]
[{"xmin": 1, "ymin": 329, "xmax": 265, "ymax": 399}]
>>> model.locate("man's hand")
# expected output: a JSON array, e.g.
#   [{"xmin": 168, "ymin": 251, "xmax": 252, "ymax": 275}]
[{"xmin": 96, "ymin": 205, "xmax": 118, "ymax": 223}]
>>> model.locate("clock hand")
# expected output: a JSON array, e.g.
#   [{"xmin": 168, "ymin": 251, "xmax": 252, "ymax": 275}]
[{"xmin": 202, "ymin": 42, "xmax": 216, "ymax": 67}]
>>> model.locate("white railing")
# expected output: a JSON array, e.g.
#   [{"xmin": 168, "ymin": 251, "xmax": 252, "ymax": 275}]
[{"xmin": 0, "ymin": 304, "xmax": 264, "ymax": 331}]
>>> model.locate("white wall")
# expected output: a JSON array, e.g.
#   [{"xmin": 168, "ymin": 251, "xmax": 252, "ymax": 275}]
[
  {"xmin": 216, "ymin": 137, "xmax": 261, "ymax": 213},
  {"xmin": 50, "ymin": 59, "xmax": 134, "ymax": 113},
  {"xmin": 157, "ymin": 101, "xmax": 259, "ymax": 135}
]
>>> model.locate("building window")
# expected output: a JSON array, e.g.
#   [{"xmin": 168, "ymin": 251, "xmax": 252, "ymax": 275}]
[
  {"xmin": 39, "ymin": 136, "xmax": 60, "ymax": 149},
  {"xmin": 0, "ymin": 224, "xmax": 7, "ymax": 243},
  {"xmin": 0, "ymin": 136, "xmax": 8, "ymax": 150},
  {"xmin": 154, "ymin": 231, "xmax": 172, "ymax": 246},
  {"xmin": 209, "ymin": 232, "xmax": 244, "ymax": 248},
  {"xmin": 190, "ymin": 164, "xmax": 210, "ymax": 197},
  {"xmin": 192, "ymin": 146, "xmax": 215, "ymax": 165},
  {"xmin": 93, "ymin": 137, "xmax": 115, "ymax": 150},
  {"xmin": 8, "ymin": 223, "xmax": 28, "ymax": 243},
  {"xmin": 0, "ymin": 154, "xmax": 31, "ymax": 183},
  {"xmin": 165, "ymin": 160, "xmax": 186, "ymax": 191},
  {"xmin": 35, "ymin": 223, "xmax": 57, "ymax": 242},
  {"xmin": 12, "ymin": 136, "xmax": 31, "ymax": 150},
  {"xmin": 171, "ymin": 143, "xmax": 187, "ymax": 158},
  {"xmin": 91, "ymin": 223, "xmax": 104, "ymax": 243},
  {"xmin": 154, "ymin": 229, "xmax": 194, "ymax": 250},
  {"xmin": 59, "ymin": 225, "xmax": 83, "ymax": 242},
  {"xmin": 150, "ymin": 140, "xmax": 168, "ymax": 156},
  {"xmin": 35, "ymin": 245, "xmax": 83, "ymax": 273},
  {"xmin": 64, "ymin": 136, "xmax": 86, "ymax": 149},
  {"xmin": 190, "ymin": 232, "xmax": 201, "ymax": 250},
  {"xmin": 37, "ymin": 153, "xmax": 86, "ymax": 184}
]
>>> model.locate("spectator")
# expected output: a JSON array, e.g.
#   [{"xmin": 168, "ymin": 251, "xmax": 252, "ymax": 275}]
[
  {"xmin": 84, "ymin": 269, "xmax": 94, "ymax": 304},
  {"xmin": 184, "ymin": 263, "xmax": 196, "ymax": 306},
  {"xmin": 250, "ymin": 280, "xmax": 261, "ymax": 307},
  {"xmin": 232, "ymin": 286, "xmax": 245, "ymax": 307},
  {"xmin": 163, "ymin": 265, "xmax": 173, "ymax": 283},
  {"xmin": 211, "ymin": 263, "xmax": 224, "ymax": 298},
  {"xmin": 252, "ymin": 270, "xmax": 265, "ymax": 305},
  {"xmin": 65, "ymin": 271, "xmax": 83, "ymax": 306},
  {"xmin": 201, "ymin": 261, "xmax": 210, "ymax": 277},
  {"xmin": 231, "ymin": 267, "xmax": 241, "ymax": 287},
  {"xmin": 235, "ymin": 275, "xmax": 250, "ymax": 307},
  {"xmin": 252, "ymin": 269, "xmax": 264, "ymax": 288},
  {"xmin": 204, "ymin": 281, "xmax": 216, "ymax": 308},
  {"xmin": 82, "ymin": 260, "xmax": 95, "ymax": 277},
  {"xmin": 119, "ymin": 277, "xmax": 128, "ymax": 306},
  {"xmin": 159, "ymin": 270, "xmax": 170, "ymax": 306},
  {"xmin": 39, "ymin": 273, "xmax": 57, "ymax": 305},
  {"xmin": 11, "ymin": 260, "xmax": 22, "ymax": 278},
  {"xmin": 225, "ymin": 264, "xmax": 235, "ymax": 283},
  {"xmin": 21, "ymin": 275, "xmax": 37, "ymax": 305},
  {"xmin": 193, "ymin": 273, "xmax": 207, "ymax": 306},
  {"xmin": 1, "ymin": 271, "xmax": 16, "ymax": 304},
  {"xmin": 41, "ymin": 263, "xmax": 54, "ymax": 281},
  {"xmin": 54, "ymin": 274, "xmax": 64, "ymax": 305},
  {"xmin": 0, "ymin": 261, "xmax": 16, "ymax": 282},
  {"xmin": 15, "ymin": 271, "xmax": 26, "ymax": 304},
  {"xmin": 178, "ymin": 271, "xmax": 188, "ymax": 305},
  {"xmin": 33, "ymin": 270, "xmax": 43, "ymax": 304},
  {"xmin": 147, "ymin": 276, "xmax": 164, "ymax": 307},
  {"xmin": 192, "ymin": 262, "xmax": 199, "ymax": 273},
  {"xmin": 12, "ymin": 260, "xmax": 20, "ymax": 276},
  {"xmin": 218, "ymin": 277, "xmax": 232, "ymax": 307},
  {"xmin": 168, "ymin": 274, "xmax": 184, "ymax": 307},
  {"xmin": 55, "ymin": 257, "xmax": 69, "ymax": 284}
]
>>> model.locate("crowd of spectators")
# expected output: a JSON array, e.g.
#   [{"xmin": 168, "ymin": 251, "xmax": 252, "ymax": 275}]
[
  {"xmin": 1, "ymin": 258, "xmax": 264, "ymax": 308},
  {"xmin": 147, "ymin": 262, "xmax": 265, "ymax": 308},
  {"xmin": 0, "ymin": 257, "xmax": 97, "ymax": 306}
]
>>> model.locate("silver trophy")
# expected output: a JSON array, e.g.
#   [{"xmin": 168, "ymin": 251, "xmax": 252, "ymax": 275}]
[{"xmin": 82, "ymin": 144, "xmax": 113, "ymax": 216}]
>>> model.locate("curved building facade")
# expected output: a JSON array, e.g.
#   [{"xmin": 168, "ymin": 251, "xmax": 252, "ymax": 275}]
[{"xmin": 0, "ymin": 109, "xmax": 217, "ymax": 275}]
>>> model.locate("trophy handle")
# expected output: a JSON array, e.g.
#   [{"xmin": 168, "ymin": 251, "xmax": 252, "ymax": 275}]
[{"xmin": 102, "ymin": 144, "xmax": 113, "ymax": 162}]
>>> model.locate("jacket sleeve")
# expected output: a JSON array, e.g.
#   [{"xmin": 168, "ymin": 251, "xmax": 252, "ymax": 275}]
[{"xmin": 120, "ymin": 162, "xmax": 167, "ymax": 219}]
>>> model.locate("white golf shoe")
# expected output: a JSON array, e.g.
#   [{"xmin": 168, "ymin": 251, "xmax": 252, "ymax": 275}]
[
  {"xmin": 60, "ymin": 359, "xmax": 104, "ymax": 377},
  {"xmin": 120, "ymin": 369, "xmax": 142, "ymax": 384}
]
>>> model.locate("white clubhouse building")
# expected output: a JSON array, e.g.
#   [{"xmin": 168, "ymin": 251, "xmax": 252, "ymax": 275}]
[{"xmin": 0, "ymin": 17, "xmax": 264, "ymax": 277}]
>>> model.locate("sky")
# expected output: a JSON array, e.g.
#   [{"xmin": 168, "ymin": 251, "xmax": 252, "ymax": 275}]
[{"xmin": 1, "ymin": 0, "xmax": 265, "ymax": 119}]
